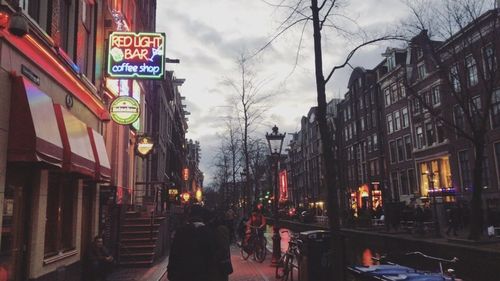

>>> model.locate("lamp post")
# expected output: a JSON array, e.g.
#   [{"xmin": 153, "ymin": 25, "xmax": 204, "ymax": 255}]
[
  {"xmin": 266, "ymin": 125, "xmax": 285, "ymax": 266},
  {"xmin": 424, "ymin": 170, "xmax": 442, "ymax": 238}
]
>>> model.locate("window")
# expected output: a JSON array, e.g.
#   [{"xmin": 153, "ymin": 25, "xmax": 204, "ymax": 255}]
[
  {"xmin": 482, "ymin": 154, "xmax": 490, "ymax": 188},
  {"xmin": 493, "ymin": 89, "xmax": 500, "ymax": 128},
  {"xmin": 390, "ymin": 141, "xmax": 397, "ymax": 163},
  {"xmin": 400, "ymin": 171, "xmax": 409, "ymax": 195},
  {"xmin": 394, "ymin": 111, "xmax": 401, "ymax": 131},
  {"xmin": 397, "ymin": 138, "xmax": 404, "ymax": 162},
  {"xmin": 416, "ymin": 47, "xmax": 423, "ymax": 58},
  {"xmin": 44, "ymin": 173, "xmax": 76, "ymax": 257},
  {"xmin": 418, "ymin": 63, "xmax": 426, "ymax": 79},
  {"xmin": 367, "ymin": 137, "xmax": 372, "ymax": 153},
  {"xmin": 416, "ymin": 126, "xmax": 424, "ymax": 149},
  {"xmin": 384, "ymin": 88, "xmax": 391, "ymax": 106},
  {"xmin": 466, "ymin": 55, "xmax": 478, "ymax": 87},
  {"xmin": 458, "ymin": 150, "xmax": 471, "ymax": 191},
  {"xmin": 387, "ymin": 55, "xmax": 395, "ymax": 71},
  {"xmin": 408, "ymin": 169, "xmax": 417, "ymax": 193},
  {"xmin": 404, "ymin": 135, "xmax": 412, "ymax": 159},
  {"xmin": 436, "ymin": 121, "xmax": 445, "ymax": 143},
  {"xmin": 402, "ymin": 108, "xmax": 409, "ymax": 128},
  {"xmin": 391, "ymin": 83, "xmax": 398, "ymax": 103},
  {"xmin": 450, "ymin": 64, "xmax": 461, "ymax": 92},
  {"xmin": 483, "ymin": 44, "xmax": 496, "ymax": 76},
  {"xmin": 425, "ymin": 123, "xmax": 435, "ymax": 146},
  {"xmin": 391, "ymin": 172, "xmax": 400, "ymax": 198},
  {"xmin": 496, "ymin": 143, "xmax": 500, "ymax": 187},
  {"xmin": 387, "ymin": 114, "xmax": 394, "ymax": 133},
  {"xmin": 360, "ymin": 117, "xmax": 365, "ymax": 131},
  {"xmin": 454, "ymin": 105, "xmax": 465, "ymax": 131},
  {"xmin": 431, "ymin": 86, "xmax": 441, "ymax": 106},
  {"xmin": 373, "ymin": 134, "xmax": 378, "ymax": 151},
  {"xmin": 412, "ymin": 98, "xmax": 421, "ymax": 115},
  {"xmin": 399, "ymin": 82, "xmax": 406, "ymax": 97}
]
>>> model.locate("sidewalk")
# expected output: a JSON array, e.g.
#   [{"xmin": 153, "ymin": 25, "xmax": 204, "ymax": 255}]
[
  {"xmin": 107, "ymin": 255, "xmax": 168, "ymax": 281},
  {"xmin": 229, "ymin": 245, "xmax": 276, "ymax": 281}
]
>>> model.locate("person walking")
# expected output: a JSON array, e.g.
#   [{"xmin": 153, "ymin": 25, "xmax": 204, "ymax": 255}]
[
  {"xmin": 167, "ymin": 205, "xmax": 216, "ymax": 281},
  {"xmin": 209, "ymin": 212, "xmax": 233, "ymax": 281}
]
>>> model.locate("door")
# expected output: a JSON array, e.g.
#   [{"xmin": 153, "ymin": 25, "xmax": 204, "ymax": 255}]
[{"xmin": 1, "ymin": 167, "xmax": 32, "ymax": 281}]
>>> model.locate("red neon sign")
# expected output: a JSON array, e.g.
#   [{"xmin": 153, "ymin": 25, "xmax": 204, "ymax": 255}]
[
  {"xmin": 182, "ymin": 168, "xmax": 189, "ymax": 181},
  {"xmin": 279, "ymin": 169, "xmax": 288, "ymax": 201}
]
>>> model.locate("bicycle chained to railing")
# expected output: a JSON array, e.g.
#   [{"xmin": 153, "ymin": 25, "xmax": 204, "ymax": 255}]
[
  {"xmin": 240, "ymin": 225, "xmax": 267, "ymax": 263},
  {"xmin": 275, "ymin": 230, "xmax": 302, "ymax": 281}
]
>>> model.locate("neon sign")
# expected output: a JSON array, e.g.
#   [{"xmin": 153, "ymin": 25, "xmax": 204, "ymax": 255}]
[
  {"xmin": 109, "ymin": 96, "xmax": 140, "ymax": 125},
  {"xmin": 279, "ymin": 169, "xmax": 288, "ymax": 201},
  {"xmin": 107, "ymin": 32, "xmax": 165, "ymax": 79}
]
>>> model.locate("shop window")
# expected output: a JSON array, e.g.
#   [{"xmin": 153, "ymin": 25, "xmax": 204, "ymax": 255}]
[
  {"xmin": 44, "ymin": 172, "xmax": 76, "ymax": 258},
  {"xmin": 458, "ymin": 150, "xmax": 472, "ymax": 191}
]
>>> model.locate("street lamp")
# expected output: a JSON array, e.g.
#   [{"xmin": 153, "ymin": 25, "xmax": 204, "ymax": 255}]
[
  {"xmin": 266, "ymin": 125, "xmax": 285, "ymax": 266},
  {"xmin": 424, "ymin": 170, "xmax": 442, "ymax": 238}
]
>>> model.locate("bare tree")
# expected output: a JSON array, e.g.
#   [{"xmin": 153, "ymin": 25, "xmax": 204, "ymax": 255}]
[
  {"xmin": 402, "ymin": 0, "xmax": 500, "ymax": 240},
  {"xmin": 224, "ymin": 54, "xmax": 274, "ymax": 213}
]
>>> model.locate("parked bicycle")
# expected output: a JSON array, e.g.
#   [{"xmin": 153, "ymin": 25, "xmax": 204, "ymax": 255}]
[
  {"xmin": 276, "ymin": 230, "xmax": 302, "ymax": 281},
  {"xmin": 240, "ymin": 225, "xmax": 267, "ymax": 263}
]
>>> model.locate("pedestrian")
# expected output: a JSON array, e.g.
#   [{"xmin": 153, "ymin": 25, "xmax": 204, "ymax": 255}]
[
  {"xmin": 88, "ymin": 236, "xmax": 114, "ymax": 281},
  {"xmin": 209, "ymin": 212, "xmax": 233, "ymax": 281},
  {"xmin": 225, "ymin": 206, "xmax": 236, "ymax": 243},
  {"xmin": 415, "ymin": 204, "xmax": 425, "ymax": 236},
  {"xmin": 167, "ymin": 205, "xmax": 216, "ymax": 281},
  {"xmin": 446, "ymin": 206, "xmax": 459, "ymax": 236}
]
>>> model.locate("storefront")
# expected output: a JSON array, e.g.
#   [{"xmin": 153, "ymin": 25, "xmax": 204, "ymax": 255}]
[
  {"xmin": 349, "ymin": 183, "xmax": 384, "ymax": 217},
  {"xmin": 0, "ymin": 29, "xmax": 109, "ymax": 281},
  {"xmin": 417, "ymin": 156, "xmax": 455, "ymax": 203}
]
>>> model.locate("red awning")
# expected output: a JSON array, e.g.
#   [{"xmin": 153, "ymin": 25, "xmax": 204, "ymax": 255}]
[
  {"xmin": 8, "ymin": 77, "xmax": 63, "ymax": 166},
  {"xmin": 88, "ymin": 127, "xmax": 111, "ymax": 181},
  {"xmin": 54, "ymin": 104, "xmax": 96, "ymax": 177}
]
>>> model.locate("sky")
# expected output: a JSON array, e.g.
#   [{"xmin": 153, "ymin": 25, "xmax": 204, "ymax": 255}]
[{"xmin": 155, "ymin": 0, "xmax": 410, "ymax": 186}]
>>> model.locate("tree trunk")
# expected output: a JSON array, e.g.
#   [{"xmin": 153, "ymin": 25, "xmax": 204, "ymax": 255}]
[
  {"xmin": 468, "ymin": 136, "xmax": 486, "ymax": 240},
  {"xmin": 311, "ymin": 1, "xmax": 344, "ymax": 280}
]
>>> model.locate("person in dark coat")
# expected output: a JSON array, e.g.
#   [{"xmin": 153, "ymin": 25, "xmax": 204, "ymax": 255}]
[
  {"xmin": 88, "ymin": 236, "xmax": 114, "ymax": 281},
  {"xmin": 209, "ymin": 212, "xmax": 233, "ymax": 281},
  {"xmin": 167, "ymin": 205, "xmax": 216, "ymax": 281},
  {"xmin": 415, "ymin": 204, "xmax": 425, "ymax": 235}
]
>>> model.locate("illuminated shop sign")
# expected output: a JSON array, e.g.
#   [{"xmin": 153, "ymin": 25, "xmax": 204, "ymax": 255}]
[
  {"xmin": 279, "ymin": 169, "xmax": 288, "ymax": 201},
  {"xmin": 109, "ymin": 96, "xmax": 140, "ymax": 125},
  {"xmin": 182, "ymin": 168, "xmax": 189, "ymax": 181},
  {"xmin": 136, "ymin": 135, "xmax": 154, "ymax": 157},
  {"xmin": 107, "ymin": 32, "xmax": 165, "ymax": 79}
]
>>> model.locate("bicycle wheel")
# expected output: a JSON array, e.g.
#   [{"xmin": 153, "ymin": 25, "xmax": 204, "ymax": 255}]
[
  {"xmin": 275, "ymin": 254, "xmax": 289, "ymax": 279},
  {"xmin": 240, "ymin": 241, "xmax": 251, "ymax": 260},
  {"xmin": 284, "ymin": 255, "xmax": 294, "ymax": 281},
  {"xmin": 254, "ymin": 238, "xmax": 266, "ymax": 263}
]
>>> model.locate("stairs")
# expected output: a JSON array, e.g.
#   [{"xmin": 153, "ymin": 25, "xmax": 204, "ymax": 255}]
[{"xmin": 118, "ymin": 211, "xmax": 165, "ymax": 266}]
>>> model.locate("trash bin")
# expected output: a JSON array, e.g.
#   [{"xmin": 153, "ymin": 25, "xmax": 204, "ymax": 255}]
[{"xmin": 298, "ymin": 230, "xmax": 331, "ymax": 281}]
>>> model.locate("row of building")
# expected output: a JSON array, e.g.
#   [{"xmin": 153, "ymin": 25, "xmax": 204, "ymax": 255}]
[
  {"xmin": 0, "ymin": 1, "xmax": 201, "ymax": 280},
  {"xmin": 286, "ymin": 9, "xmax": 500, "ymax": 223}
]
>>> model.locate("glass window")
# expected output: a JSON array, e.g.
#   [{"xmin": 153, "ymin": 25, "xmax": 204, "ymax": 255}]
[
  {"xmin": 394, "ymin": 111, "xmax": 401, "ymax": 131},
  {"xmin": 418, "ymin": 63, "xmax": 426, "ymax": 79},
  {"xmin": 404, "ymin": 135, "xmax": 412, "ymax": 159},
  {"xmin": 408, "ymin": 169, "xmax": 417, "ymax": 193},
  {"xmin": 425, "ymin": 123, "xmax": 435, "ymax": 146},
  {"xmin": 437, "ymin": 121, "xmax": 445, "ymax": 143},
  {"xmin": 431, "ymin": 86, "xmax": 441, "ymax": 106},
  {"xmin": 454, "ymin": 105, "xmax": 465, "ymax": 131},
  {"xmin": 44, "ymin": 173, "xmax": 76, "ymax": 257},
  {"xmin": 387, "ymin": 114, "xmax": 394, "ymax": 133},
  {"xmin": 399, "ymin": 82, "xmax": 406, "ymax": 97},
  {"xmin": 391, "ymin": 172, "xmax": 400, "ymax": 199},
  {"xmin": 373, "ymin": 134, "xmax": 378, "ymax": 151},
  {"xmin": 450, "ymin": 64, "xmax": 461, "ymax": 92},
  {"xmin": 391, "ymin": 83, "xmax": 398, "ymax": 103},
  {"xmin": 402, "ymin": 107, "xmax": 409, "ymax": 128},
  {"xmin": 483, "ymin": 44, "xmax": 496, "ymax": 75},
  {"xmin": 458, "ymin": 150, "xmax": 471, "ymax": 191},
  {"xmin": 466, "ymin": 55, "xmax": 478, "ymax": 87},
  {"xmin": 400, "ymin": 171, "xmax": 409, "ymax": 195},
  {"xmin": 384, "ymin": 88, "xmax": 391, "ymax": 106},
  {"xmin": 416, "ymin": 126, "xmax": 424, "ymax": 149},
  {"xmin": 492, "ymin": 89, "xmax": 500, "ymax": 128},
  {"xmin": 390, "ymin": 141, "xmax": 397, "ymax": 163},
  {"xmin": 397, "ymin": 138, "xmax": 404, "ymax": 162},
  {"xmin": 413, "ymin": 98, "xmax": 421, "ymax": 115}
]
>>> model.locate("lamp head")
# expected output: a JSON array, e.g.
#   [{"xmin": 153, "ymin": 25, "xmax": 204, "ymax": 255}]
[{"xmin": 8, "ymin": 10, "xmax": 28, "ymax": 37}]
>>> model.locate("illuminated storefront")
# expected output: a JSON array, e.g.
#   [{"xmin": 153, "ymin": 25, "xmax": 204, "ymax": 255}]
[
  {"xmin": 418, "ymin": 156, "xmax": 455, "ymax": 202},
  {"xmin": 349, "ymin": 183, "xmax": 384, "ymax": 216}
]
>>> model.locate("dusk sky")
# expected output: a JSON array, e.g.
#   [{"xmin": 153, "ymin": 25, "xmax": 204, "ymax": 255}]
[{"xmin": 156, "ymin": 0, "xmax": 411, "ymax": 185}]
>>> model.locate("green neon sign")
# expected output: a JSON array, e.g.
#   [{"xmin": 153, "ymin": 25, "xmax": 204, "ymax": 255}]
[{"xmin": 109, "ymin": 96, "xmax": 140, "ymax": 125}]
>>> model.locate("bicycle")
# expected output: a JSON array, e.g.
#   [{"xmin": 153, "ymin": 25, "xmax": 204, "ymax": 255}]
[
  {"xmin": 275, "ymin": 230, "xmax": 302, "ymax": 281},
  {"xmin": 240, "ymin": 225, "xmax": 267, "ymax": 263}
]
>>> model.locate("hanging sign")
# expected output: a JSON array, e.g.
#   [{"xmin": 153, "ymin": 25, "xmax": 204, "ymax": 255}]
[
  {"xmin": 107, "ymin": 32, "xmax": 165, "ymax": 79},
  {"xmin": 182, "ymin": 168, "xmax": 189, "ymax": 181},
  {"xmin": 279, "ymin": 169, "xmax": 288, "ymax": 201},
  {"xmin": 136, "ymin": 135, "xmax": 154, "ymax": 157},
  {"xmin": 109, "ymin": 96, "xmax": 140, "ymax": 125}
]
